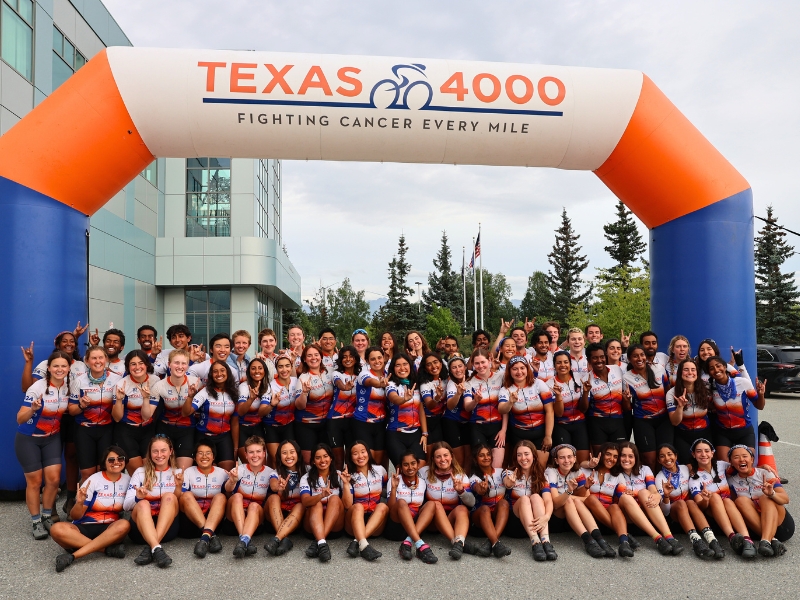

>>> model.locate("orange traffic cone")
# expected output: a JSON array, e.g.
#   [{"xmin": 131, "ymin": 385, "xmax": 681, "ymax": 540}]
[{"xmin": 757, "ymin": 432, "xmax": 780, "ymax": 478}]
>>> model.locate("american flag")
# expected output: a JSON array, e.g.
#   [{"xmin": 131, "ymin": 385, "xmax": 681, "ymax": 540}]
[
  {"xmin": 469, "ymin": 253, "xmax": 474, "ymax": 269},
  {"xmin": 474, "ymin": 233, "xmax": 481, "ymax": 258}
]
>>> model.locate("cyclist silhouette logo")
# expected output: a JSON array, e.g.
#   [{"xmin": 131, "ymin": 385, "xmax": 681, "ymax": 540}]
[{"xmin": 369, "ymin": 64, "xmax": 433, "ymax": 110}]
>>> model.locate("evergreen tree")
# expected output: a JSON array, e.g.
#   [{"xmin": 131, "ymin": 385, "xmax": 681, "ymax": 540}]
[
  {"xmin": 567, "ymin": 266, "xmax": 650, "ymax": 337},
  {"xmin": 519, "ymin": 271, "xmax": 555, "ymax": 322},
  {"xmin": 755, "ymin": 206, "xmax": 800, "ymax": 344},
  {"xmin": 305, "ymin": 278, "xmax": 371, "ymax": 342},
  {"xmin": 371, "ymin": 234, "xmax": 421, "ymax": 337},
  {"xmin": 603, "ymin": 200, "xmax": 646, "ymax": 269},
  {"xmin": 422, "ymin": 231, "xmax": 463, "ymax": 324},
  {"xmin": 548, "ymin": 208, "xmax": 591, "ymax": 324}
]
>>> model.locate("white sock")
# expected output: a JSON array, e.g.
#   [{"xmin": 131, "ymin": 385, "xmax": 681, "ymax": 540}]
[
  {"xmin": 358, "ymin": 539, "xmax": 369, "ymax": 551},
  {"xmin": 317, "ymin": 539, "xmax": 326, "ymax": 545},
  {"xmin": 530, "ymin": 534, "xmax": 541, "ymax": 545},
  {"xmin": 151, "ymin": 544, "xmax": 161, "ymax": 554}
]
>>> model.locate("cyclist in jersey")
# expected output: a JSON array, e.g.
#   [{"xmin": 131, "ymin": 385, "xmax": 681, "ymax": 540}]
[
  {"xmin": 727, "ymin": 445, "xmax": 793, "ymax": 556},
  {"xmin": 149, "ymin": 349, "xmax": 198, "ymax": 470},
  {"xmin": 418, "ymin": 352, "xmax": 448, "ymax": 444},
  {"xmin": 696, "ymin": 339, "xmax": 749, "ymax": 383},
  {"xmin": 50, "ymin": 446, "xmax": 131, "ymax": 571},
  {"xmin": 185, "ymin": 361, "xmax": 238, "ymax": 470},
  {"xmin": 585, "ymin": 344, "xmax": 628, "ymax": 452},
  {"xmin": 707, "ymin": 355, "xmax": 765, "ymax": 461},
  {"xmin": 543, "ymin": 444, "xmax": 613, "ymax": 558},
  {"xmin": 688, "ymin": 439, "xmax": 752, "ymax": 558},
  {"xmin": 386, "ymin": 354, "xmax": 428, "ymax": 468},
  {"xmin": 605, "ymin": 338, "xmax": 625, "ymax": 367},
  {"xmin": 471, "ymin": 443, "xmax": 512, "ymax": 558},
  {"xmin": 542, "ymin": 321, "xmax": 561, "ymax": 355},
  {"xmin": 613, "ymin": 441, "xmax": 684, "ymax": 555},
  {"xmin": 351, "ymin": 329, "xmax": 371, "ymax": 367},
  {"xmin": 264, "ymin": 439, "xmax": 306, "ymax": 556},
  {"xmin": 549, "ymin": 351, "xmax": 590, "ymax": 465},
  {"xmin": 404, "ymin": 330, "xmax": 431, "ymax": 370},
  {"xmin": 283, "ymin": 325, "xmax": 306, "ymax": 374},
  {"xmin": 442, "ymin": 356, "xmax": 472, "ymax": 473},
  {"xmin": 567, "ymin": 328, "xmax": 589, "ymax": 374},
  {"xmin": 187, "ymin": 333, "xmax": 232, "ymax": 387},
  {"xmin": 327, "ymin": 346, "xmax": 360, "ymax": 469},
  {"xmin": 113, "ymin": 350, "xmax": 160, "ymax": 475},
  {"xmin": 380, "ymin": 331, "xmax": 400, "ymax": 367},
  {"xmin": 417, "ymin": 442, "xmax": 479, "ymax": 560},
  {"xmin": 224, "ymin": 435, "xmax": 274, "ymax": 557},
  {"xmin": 226, "ymin": 330, "xmax": 251, "ymax": 384},
  {"xmin": 124, "ymin": 435, "xmax": 183, "ymax": 568},
  {"xmin": 70, "ymin": 346, "xmax": 121, "ymax": 484},
  {"xmin": 178, "ymin": 441, "xmax": 228, "ymax": 558},
  {"xmin": 301, "ymin": 443, "xmax": 349, "ymax": 562},
  {"xmin": 580, "ymin": 443, "xmax": 635, "ymax": 557},
  {"xmin": 295, "ymin": 344, "xmax": 334, "ymax": 463},
  {"xmin": 264, "ymin": 356, "xmax": 299, "ymax": 466},
  {"xmin": 16, "ymin": 351, "xmax": 71, "ymax": 539},
  {"xmin": 353, "ymin": 347, "xmax": 389, "ymax": 465},
  {"xmin": 666, "ymin": 359, "xmax": 713, "ymax": 464},
  {"xmin": 317, "ymin": 328, "xmax": 338, "ymax": 373},
  {"xmin": 493, "ymin": 337, "xmax": 517, "ymax": 373},
  {"xmin": 136, "ymin": 325, "xmax": 160, "ymax": 364},
  {"xmin": 654, "ymin": 443, "xmax": 719, "ymax": 559},
  {"xmin": 255, "ymin": 328, "xmax": 278, "ymax": 379},
  {"xmin": 99, "ymin": 328, "xmax": 126, "ymax": 376},
  {"xmin": 502, "ymin": 440, "xmax": 553, "ymax": 560},
  {"xmin": 236, "ymin": 357, "xmax": 270, "ymax": 462},
  {"xmin": 342, "ymin": 440, "xmax": 388, "ymax": 560},
  {"xmin": 624, "ymin": 344, "xmax": 671, "ymax": 472},
  {"xmin": 640, "ymin": 331, "xmax": 669, "ymax": 367},
  {"xmin": 529, "ymin": 331, "xmax": 555, "ymax": 383},
  {"xmin": 499, "ymin": 356, "xmax": 554, "ymax": 464},
  {"xmin": 665, "ymin": 335, "xmax": 691, "ymax": 386},
  {"xmin": 464, "ymin": 348, "xmax": 507, "ymax": 468},
  {"xmin": 153, "ymin": 324, "xmax": 200, "ymax": 378},
  {"xmin": 386, "ymin": 450, "xmax": 437, "ymax": 563}
]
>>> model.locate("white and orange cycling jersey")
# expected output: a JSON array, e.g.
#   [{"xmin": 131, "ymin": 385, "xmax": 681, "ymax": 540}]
[
  {"xmin": 418, "ymin": 466, "xmax": 472, "ymax": 513},
  {"xmin": 18, "ymin": 379, "xmax": 69, "ymax": 437},
  {"xmin": 619, "ymin": 466, "xmax": 656, "ymax": 492},
  {"xmin": 727, "ymin": 467, "xmax": 783, "ymax": 512},
  {"xmin": 186, "ymin": 358, "xmax": 224, "ymax": 387},
  {"xmin": 123, "ymin": 466, "xmax": 178, "ymax": 515},
  {"xmin": 231, "ymin": 464, "xmax": 275, "ymax": 508},
  {"xmin": 530, "ymin": 355, "xmax": 556, "ymax": 384},
  {"xmin": 624, "ymin": 365, "xmax": 668, "ymax": 419},
  {"xmin": 69, "ymin": 371, "xmax": 122, "ymax": 427},
  {"xmin": 544, "ymin": 467, "xmax": 587, "ymax": 494},
  {"xmin": 151, "ymin": 375, "xmax": 199, "ymax": 428},
  {"xmin": 74, "ymin": 471, "xmax": 131, "ymax": 524},
  {"xmin": 581, "ymin": 468, "xmax": 626, "ymax": 508},
  {"xmin": 654, "ymin": 465, "xmax": 691, "ymax": 504},
  {"xmin": 587, "ymin": 365, "xmax": 625, "ymax": 419},
  {"xmin": 502, "ymin": 469, "xmax": 550, "ymax": 508},
  {"xmin": 570, "ymin": 353, "xmax": 589, "ymax": 375},
  {"xmin": 106, "ymin": 358, "xmax": 125, "ymax": 377},
  {"xmin": 237, "ymin": 381, "xmax": 270, "ymax": 427},
  {"xmin": 498, "ymin": 380, "xmax": 553, "ymax": 430},
  {"xmin": 33, "ymin": 359, "xmax": 86, "ymax": 380},
  {"xmin": 387, "ymin": 475, "xmax": 427, "ymax": 517},
  {"xmin": 464, "ymin": 372, "xmax": 504, "ymax": 424},
  {"xmin": 296, "ymin": 371, "xmax": 334, "ymax": 424},
  {"xmin": 689, "ymin": 461, "xmax": 731, "ymax": 500},
  {"xmin": 116, "ymin": 374, "xmax": 161, "ymax": 426},
  {"xmin": 181, "ymin": 466, "xmax": 229, "ymax": 512},
  {"xmin": 470, "ymin": 468, "xmax": 507, "ymax": 510},
  {"xmin": 548, "ymin": 376, "xmax": 587, "ymax": 424},
  {"xmin": 299, "ymin": 471, "xmax": 343, "ymax": 506},
  {"xmin": 350, "ymin": 466, "xmax": 387, "ymax": 512},
  {"xmin": 269, "ymin": 468, "xmax": 304, "ymax": 511},
  {"xmin": 191, "ymin": 387, "xmax": 235, "ymax": 435},
  {"xmin": 266, "ymin": 377, "xmax": 300, "ymax": 426}
]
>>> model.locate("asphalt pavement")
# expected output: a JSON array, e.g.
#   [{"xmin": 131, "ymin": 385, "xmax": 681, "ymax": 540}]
[{"xmin": 2, "ymin": 395, "xmax": 799, "ymax": 599}]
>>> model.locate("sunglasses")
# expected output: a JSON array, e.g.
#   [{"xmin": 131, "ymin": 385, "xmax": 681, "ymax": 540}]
[
  {"xmin": 352, "ymin": 329, "xmax": 368, "ymax": 336},
  {"xmin": 106, "ymin": 456, "xmax": 126, "ymax": 464}
]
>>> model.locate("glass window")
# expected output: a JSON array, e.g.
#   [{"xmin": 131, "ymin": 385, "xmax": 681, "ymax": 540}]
[
  {"xmin": 1, "ymin": 1, "xmax": 33, "ymax": 80},
  {"xmin": 52, "ymin": 52, "xmax": 72, "ymax": 90},
  {"xmin": 757, "ymin": 349, "xmax": 774, "ymax": 362},
  {"xmin": 186, "ymin": 158, "xmax": 231, "ymax": 237},
  {"xmin": 185, "ymin": 289, "xmax": 230, "ymax": 348},
  {"xmin": 52, "ymin": 25, "xmax": 62, "ymax": 55},
  {"xmin": 142, "ymin": 160, "xmax": 158, "ymax": 185},
  {"xmin": 74, "ymin": 52, "xmax": 85, "ymax": 69},
  {"xmin": 63, "ymin": 38, "xmax": 74, "ymax": 66}
]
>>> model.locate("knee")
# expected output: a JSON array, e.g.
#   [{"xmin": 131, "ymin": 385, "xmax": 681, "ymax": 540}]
[
  {"xmin": 328, "ymin": 496, "xmax": 343, "ymax": 509},
  {"xmin": 475, "ymin": 505, "xmax": 489, "ymax": 516},
  {"xmin": 374, "ymin": 503, "xmax": 389, "ymax": 516},
  {"xmin": 132, "ymin": 500, "xmax": 151, "ymax": 517},
  {"xmin": 112, "ymin": 519, "xmax": 131, "ymax": 534},
  {"xmin": 161, "ymin": 492, "xmax": 177, "ymax": 505},
  {"xmin": 351, "ymin": 502, "xmax": 365, "ymax": 515},
  {"xmin": 249, "ymin": 503, "xmax": 264, "ymax": 517},
  {"xmin": 44, "ymin": 472, "xmax": 60, "ymax": 487}
]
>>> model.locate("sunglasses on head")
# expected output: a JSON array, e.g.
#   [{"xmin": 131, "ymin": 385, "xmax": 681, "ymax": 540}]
[{"xmin": 106, "ymin": 456, "xmax": 126, "ymax": 464}]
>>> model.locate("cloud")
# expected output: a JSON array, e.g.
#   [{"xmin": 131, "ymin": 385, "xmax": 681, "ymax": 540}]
[{"xmin": 102, "ymin": 0, "xmax": 800, "ymax": 300}]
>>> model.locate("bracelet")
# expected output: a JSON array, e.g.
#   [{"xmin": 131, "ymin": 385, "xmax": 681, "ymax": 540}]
[
  {"xmin": 421, "ymin": 432, "xmax": 429, "ymax": 436},
  {"xmin": 567, "ymin": 489, "xmax": 573, "ymax": 495}
]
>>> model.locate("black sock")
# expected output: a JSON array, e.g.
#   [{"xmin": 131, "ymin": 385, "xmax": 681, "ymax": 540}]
[
  {"xmin": 581, "ymin": 532, "xmax": 591, "ymax": 544},
  {"xmin": 591, "ymin": 529, "xmax": 602, "ymax": 540}
]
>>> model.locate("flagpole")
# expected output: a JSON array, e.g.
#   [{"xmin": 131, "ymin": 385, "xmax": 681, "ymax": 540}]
[
  {"xmin": 462, "ymin": 246, "xmax": 467, "ymax": 332},
  {"xmin": 472, "ymin": 237, "xmax": 477, "ymax": 331},
  {"xmin": 479, "ymin": 223, "xmax": 484, "ymax": 331}
]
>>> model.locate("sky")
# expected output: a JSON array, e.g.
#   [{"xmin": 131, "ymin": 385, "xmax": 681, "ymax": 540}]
[{"xmin": 104, "ymin": 0, "xmax": 800, "ymax": 305}]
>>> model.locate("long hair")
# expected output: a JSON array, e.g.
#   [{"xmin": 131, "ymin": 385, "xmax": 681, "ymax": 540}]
[
  {"xmin": 626, "ymin": 344, "xmax": 659, "ymax": 389},
  {"xmin": 388, "ymin": 353, "xmax": 417, "ymax": 386},
  {"xmin": 208, "ymin": 361, "xmax": 239, "ymax": 401},
  {"xmin": 695, "ymin": 339, "xmax": 721, "ymax": 375},
  {"xmin": 552, "ymin": 350, "xmax": 581, "ymax": 393},
  {"xmin": 275, "ymin": 439, "xmax": 306, "ymax": 498},
  {"xmin": 335, "ymin": 345, "xmax": 360, "ymax": 375},
  {"xmin": 672, "ymin": 358, "xmax": 710, "ymax": 410},
  {"xmin": 471, "ymin": 442, "xmax": 493, "ymax": 478},
  {"xmin": 502, "ymin": 357, "xmax": 535, "ymax": 388},
  {"xmin": 595, "ymin": 442, "xmax": 620, "ymax": 476},
  {"xmin": 124, "ymin": 349, "xmax": 155, "ymax": 375},
  {"xmin": 612, "ymin": 441, "xmax": 643, "ymax": 477},
  {"xmin": 509, "ymin": 440, "xmax": 547, "ymax": 492},
  {"xmin": 300, "ymin": 343, "xmax": 325, "ymax": 374},
  {"xmin": 417, "ymin": 352, "xmax": 448, "ymax": 386},
  {"xmin": 425, "ymin": 441, "xmax": 466, "ymax": 483},
  {"xmin": 99, "ymin": 445, "xmax": 127, "ymax": 472},
  {"xmin": 45, "ymin": 350, "xmax": 74, "ymax": 392},
  {"xmin": 404, "ymin": 331, "xmax": 431, "ymax": 356},
  {"xmin": 447, "ymin": 356, "xmax": 469, "ymax": 384},
  {"xmin": 143, "ymin": 435, "xmax": 177, "ymax": 489},
  {"xmin": 54, "ymin": 331, "xmax": 81, "ymax": 362},
  {"xmin": 307, "ymin": 443, "xmax": 340, "ymax": 491},
  {"xmin": 246, "ymin": 357, "xmax": 270, "ymax": 397},
  {"xmin": 345, "ymin": 439, "xmax": 380, "ymax": 479},
  {"xmin": 380, "ymin": 331, "xmax": 400, "ymax": 360},
  {"xmin": 668, "ymin": 335, "xmax": 691, "ymax": 359},
  {"xmin": 689, "ymin": 440, "xmax": 722, "ymax": 483}
]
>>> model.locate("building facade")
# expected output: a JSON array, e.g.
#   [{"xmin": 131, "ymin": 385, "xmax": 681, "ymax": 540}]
[{"xmin": 0, "ymin": 0, "xmax": 300, "ymax": 349}]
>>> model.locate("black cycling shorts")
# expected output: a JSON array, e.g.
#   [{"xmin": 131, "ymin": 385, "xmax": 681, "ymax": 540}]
[
  {"xmin": 156, "ymin": 422, "xmax": 195, "ymax": 458},
  {"xmin": 350, "ymin": 419, "xmax": 386, "ymax": 452},
  {"xmin": 589, "ymin": 417, "xmax": 627, "ymax": 446},
  {"xmin": 714, "ymin": 425, "xmax": 755, "ymax": 450},
  {"xmin": 442, "ymin": 418, "xmax": 471, "ymax": 449},
  {"xmin": 553, "ymin": 420, "xmax": 590, "ymax": 451},
  {"xmin": 262, "ymin": 422, "xmax": 295, "ymax": 445},
  {"xmin": 74, "ymin": 424, "xmax": 114, "ymax": 470},
  {"xmin": 633, "ymin": 414, "xmax": 673, "ymax": 453},
  {"xmin": 114, "ymin": 422, "xmax": 155, "ymax": 460},
  {"xmin": 196, "ymin": 431, "xmax": 235, "ymax": 463},
  {"xmin": 14, "ymin": 432, "xmax": 62, "ymax": 473},
  {"xmin": 385, "ymin": 430, "xmax": 426, "ymax": 466}
]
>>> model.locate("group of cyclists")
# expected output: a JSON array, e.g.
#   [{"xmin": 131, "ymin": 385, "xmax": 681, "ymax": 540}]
[{"xmin": 14, "ymin": 318, "xmax": 793, "ymax": 572}]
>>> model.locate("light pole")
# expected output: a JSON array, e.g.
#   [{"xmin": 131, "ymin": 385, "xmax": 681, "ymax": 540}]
[{"xmin": 415, "ymin": 282, "xmax": 422, "ymax": 313}]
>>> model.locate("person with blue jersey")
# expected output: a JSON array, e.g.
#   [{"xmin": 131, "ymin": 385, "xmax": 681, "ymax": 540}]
[
  {"xmin": 50, "ymin": 446, "xmax": 131, "ymax": 571},
  {"xmin": 124, "ymin": 435, "xmax": 183, "ymax": 568},
  {"xmin": 113, "ymin": 350, "xmax": 161, "ymax": 475},
  {"xmin": 16, "ymin": 351, "xmax": 72, "ymax": 539},
  {"xmin": 327, "ymin": 346, "xmax": 360, "ymax": 470},
  {"xmin": 727, "ymin": 445, "xmax": 793, "ymax": 557},
  {"xmin": 301, "ymin": 443, "xmax": 349, "ymax": 562},
  {"xmin": 236, "ymin": 357, "xmax": 269, "ymax": 463},
  {"xmin": 502, "ymin": 440, "xmax": 554, "ymax": 561},
  {"xmin": 470, "ymin": 443, "xmax": 511, "ymax": 558},
  {"xmin": 342, "ymin": 441, "xmax": 388, "ymax": 561},
  {"xmin": 178, "ymin": 441, "xmax": 228, "ymax": 558},
  {"xmin": 418, "ymin": 352, "xmax": 448, "ymax": 444},
  {"xmin": 442, "ymin": 356, "xmax": 472, "ymax": 473},
  {"xmin": 69, "ymin": 346, "xmax": 121, "ymax": 485},
  {"xmin": 264, "ymin": 439, "xmax": 307, "ymax": 556},
  {"xmin": 352, "ymin": 347, "xmax": 389, "ymax": 466},
  {"xmin": 264, "ymin": 356, "xmax": 300, "ymax": 466},
  {"xmin": 386, "ymin": 451, "xmax": 437, "ymax": 563}
]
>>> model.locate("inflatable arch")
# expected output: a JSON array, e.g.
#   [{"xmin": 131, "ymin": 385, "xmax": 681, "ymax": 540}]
[{"xmin": 0, "ymin": 49, "xmax": 754, "ymax": 490}]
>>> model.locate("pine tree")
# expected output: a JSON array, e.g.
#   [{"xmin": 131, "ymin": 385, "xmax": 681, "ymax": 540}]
[
  {"xmin": 755, "ymin": 206, "xmax": 800, "ymax": 344},
  {"xmin": 422, "ymin": 231, "xmax": 462, "ymax": 324},
  {"xmin": 603, "ymin": 200, "xmax": 646, "ymax": 269},
  {"xmin": 548, "ymin": 208, "xmax": 591, "ymax": 324},
  {"xmin": 519, "ymin": 271, "xmax": 555, "ymax": 322},
  {"xmin": 372, "ymin": 234, "xmax": 421, "ymax": 337}
]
